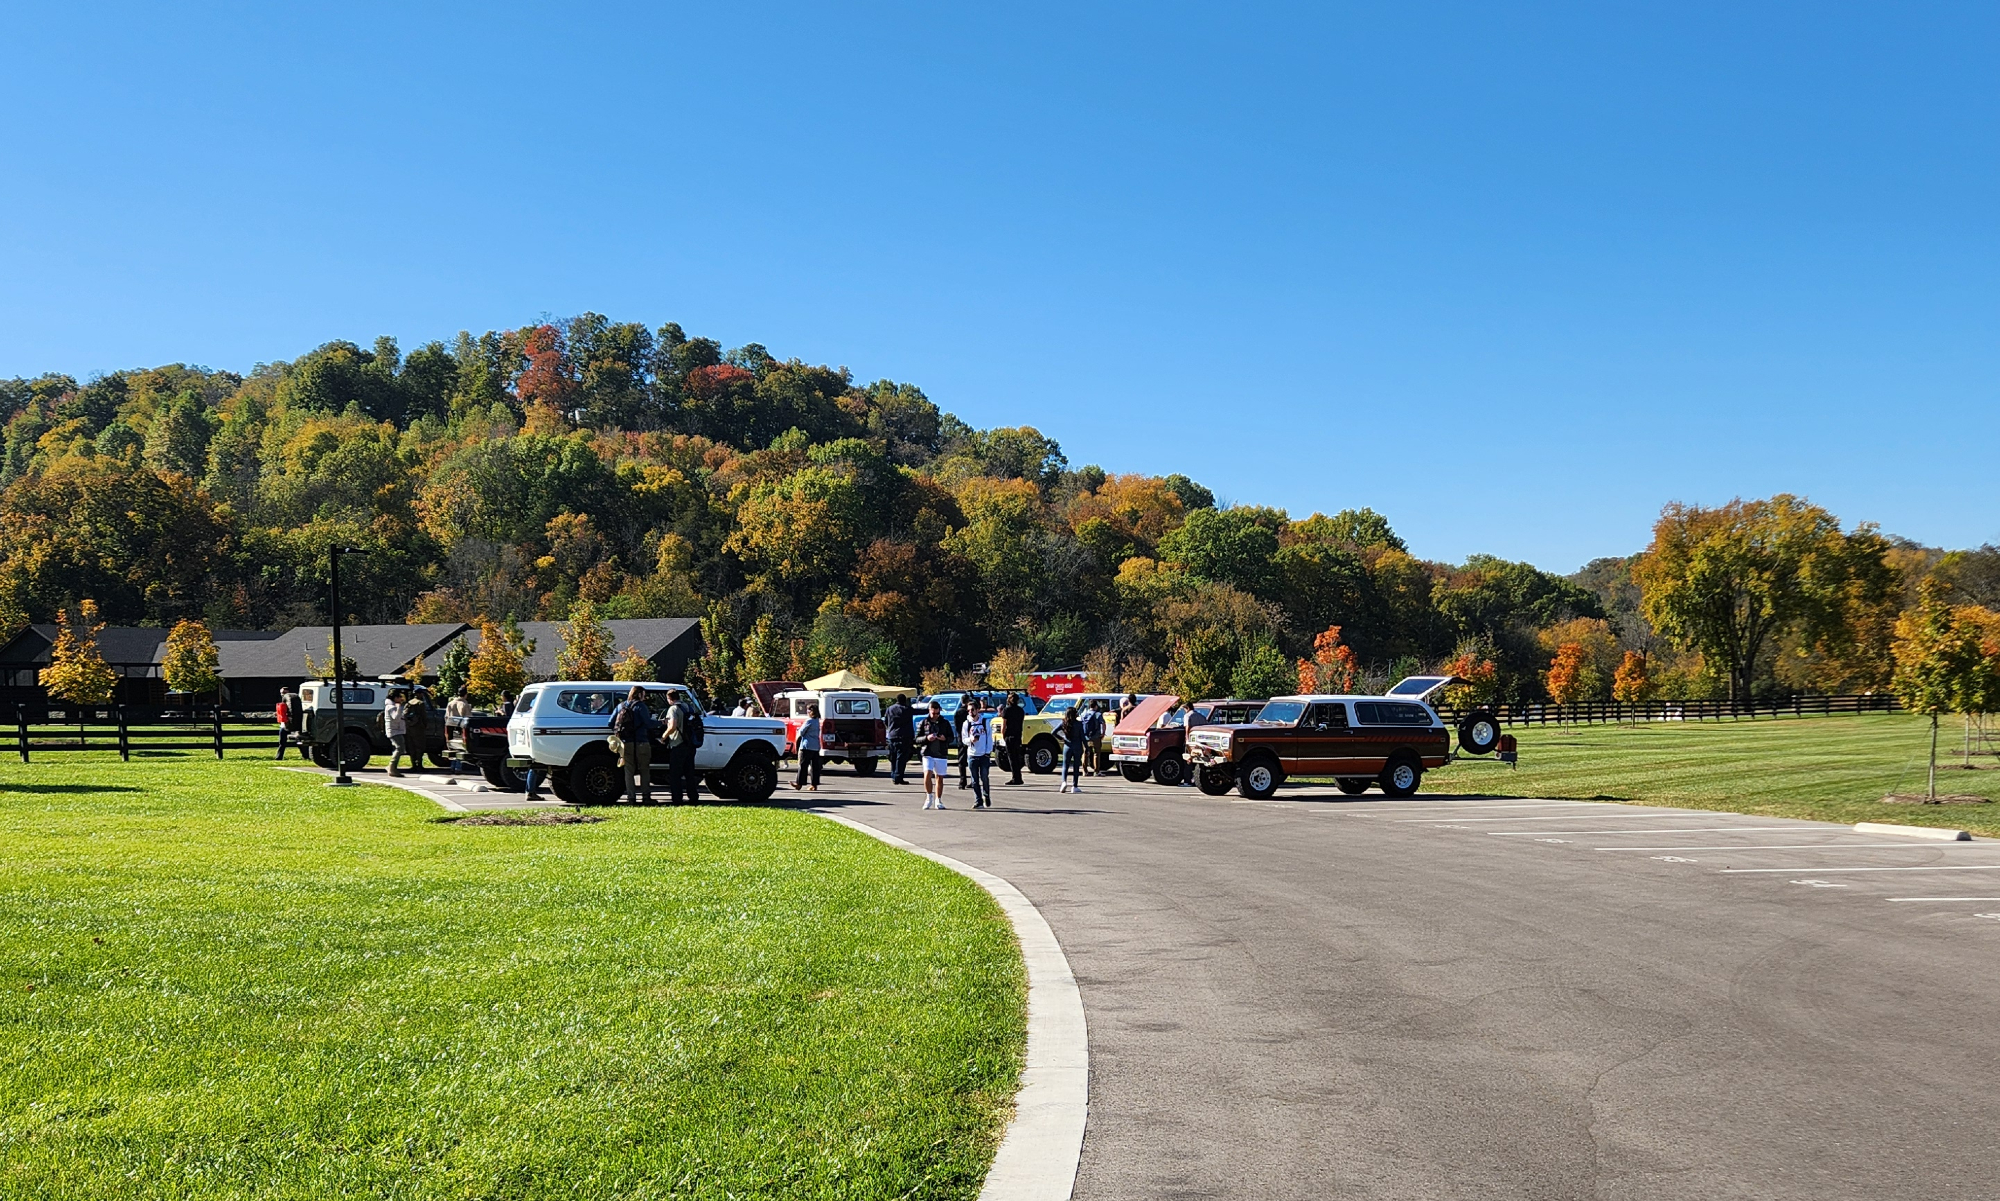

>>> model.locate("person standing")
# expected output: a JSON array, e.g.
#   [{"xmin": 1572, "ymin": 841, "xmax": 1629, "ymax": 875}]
[
  {"xmin": 918, "ymin": 700, "xmax": 953, "ymax": 809},
  {"xmin": 444, "ymin": 686, "xmax": 471, "ymax": 776},
  {"xmin": 732, "ymin": 696, "xmax": 752, "ymax": 717},
  {"xmin": 791, "ymin": 703, "xmax": 824, "ymax": 792},
  {"xmin": 609, "ymin": 686, "xmax": 656, "ymax": 804},
  {"xmin": 274, "ymin": 686, "xmax": 298, "ymax": 760},
  {"xmin": 1180, "ymin": 700, "xmax": 1208, "ymax": 785},
  {"xmin": 885, "ymin": 694, "xmax": 913, "ymax": 785},
  {"xmin": 384, "ymin": 689, "xmax": 411, "ymax": 777},
  {"xmin": 1059, "ymin": 706, "xmax": 1085, "ymax": 793},
  {"xmin": 662, "ymin": 692, "xmax": 703, "ymax": 804},
  {"xmin": 965, "ymin": 698, "xmax": 995, "ymax": 808},
  {"xmin": 1001, "ymin": 692, "xmax": 1026, "ymax": 785},
  {"xmin": 955, "ymin": 700, "xmax": 973, "ymax": 790},
  {"xmin": 1082, "ymin": 700, "xmax": 1107, "ymax": 775}
]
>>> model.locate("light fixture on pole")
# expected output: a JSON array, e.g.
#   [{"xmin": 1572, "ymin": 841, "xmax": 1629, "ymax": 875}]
[{"xmin": 328, "ymin": 546, "xmax": 370, "ymax": 787}]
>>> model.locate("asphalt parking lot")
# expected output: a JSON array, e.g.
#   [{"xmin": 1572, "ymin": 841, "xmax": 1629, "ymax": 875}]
[{"xmin": 798, "ymin": 766, "xmax": 2000, "ymax": 1201}]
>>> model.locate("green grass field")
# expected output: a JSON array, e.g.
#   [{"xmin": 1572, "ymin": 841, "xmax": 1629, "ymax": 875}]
[
  {"xmin": 1424, "ymin": 712, "xmax": 2000, "ymax": 836},
  {"xmin": 0, "ymin": 757, "xmax": 1025, "ymax": 1200}
]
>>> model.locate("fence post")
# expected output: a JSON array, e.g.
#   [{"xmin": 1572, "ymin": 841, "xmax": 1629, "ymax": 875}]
[
  {"xmin": 15, "ymin": 705, "xmax": 26, "ymax": 763},
  {"xmin": 118, "ymin": 704, "xmax": 130, "ymax": 762},
  {"xmin": 213, "ymin": 704, "xmax": 224, "ymax": 760}
]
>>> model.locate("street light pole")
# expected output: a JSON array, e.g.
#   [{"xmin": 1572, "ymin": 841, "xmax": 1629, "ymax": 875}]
[{"xmin": 329, "ymin": 546, "xmax": 368, "ymax": 786}]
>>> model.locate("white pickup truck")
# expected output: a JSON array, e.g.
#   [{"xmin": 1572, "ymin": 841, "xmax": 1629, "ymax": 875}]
[{"xmin": 505, "ymin": 681, "xmax": 787, "ymax": 805}]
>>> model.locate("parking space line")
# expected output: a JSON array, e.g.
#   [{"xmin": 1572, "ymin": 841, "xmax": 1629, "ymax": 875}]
[
  {"xmin": 1595, "ymin": 843, "xmax": 1994, "ymax": 852},
  {"xmin": 1720, "ymin": 865, "xmax": 2000, "ymax": 874},
  {"xmin": 1416, "ymin": 811, "xmax": 1715, "ymax": 824},
  {"xmin": 1487, "ymin": 827, "xmax": 1802, "ymax": 836},
  {"xmin": 1886, "ymin": 897, "xmax": 2000, "ymax": 902}
]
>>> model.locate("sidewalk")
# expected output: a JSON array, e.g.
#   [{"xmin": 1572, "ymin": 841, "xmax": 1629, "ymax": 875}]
[{"xmin": 274, "ymin": 762, "xmax": 567, "ymax": 813}]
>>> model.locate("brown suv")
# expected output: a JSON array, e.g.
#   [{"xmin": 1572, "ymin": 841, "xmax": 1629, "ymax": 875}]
[{"xmin": 1184, "ymin": 693, "xmax": 1454, "ymax": 799}]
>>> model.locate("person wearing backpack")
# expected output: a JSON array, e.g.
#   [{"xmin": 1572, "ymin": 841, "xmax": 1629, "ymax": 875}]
[
  {"xmin": 609, "ymin": 686, "xmax": 656, "ymax": 804},
  {"xmin": 662, "ymin": 691, "xmax": 704, "ymax": 804},
  {"xmin": 1081, "ymin": 701, "xmax": 1106, "ymax": 776}
]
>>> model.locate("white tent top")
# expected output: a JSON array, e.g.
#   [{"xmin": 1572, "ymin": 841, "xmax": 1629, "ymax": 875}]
[{"xmin": 802, "ymin": 669, "xmax": 916, "ymax": 698}]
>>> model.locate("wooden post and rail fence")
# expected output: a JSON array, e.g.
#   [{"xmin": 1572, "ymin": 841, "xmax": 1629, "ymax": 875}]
[
  {"xmin": 1431, "ymin": 692, "xmax": 1901, "ymax": 728},
  {"xmin": 12, "ymin": 704, "xmax": 278, "ymax": 762}
]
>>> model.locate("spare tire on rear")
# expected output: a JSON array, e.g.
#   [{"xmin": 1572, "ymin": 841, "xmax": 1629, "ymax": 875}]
[{"xmin": 1458, "ymin": 709, "xmax": 1501, "ymax": 756}]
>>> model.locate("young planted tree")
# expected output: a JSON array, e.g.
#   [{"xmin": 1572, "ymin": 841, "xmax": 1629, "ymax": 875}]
[
  {"xmin": 611, "ymin": 647, "xmax": 658, "ymax": 682},
  {"xmin": 554, "ymin": 599, "xmax": 614, "ymax": 680},
  {"xmin": 1892, "ymin": 583, "xmax": 2000, "ymax": 800},
  {"xmin": 467, "ymin": 618, "xmax": 532, "ymax": 704},
  {"xmin": 689, "ymin": 601, "xmax": 737, "ymax": 699},
  {"xmin": 40, "ymin": 600, "xmax": 117, "ymax": 709},
  {"xmin": 161, "ymin": 618, "xmax": 221, "ymax": 698},
  {"xmin": 434, "ymin": 636, "xmax": 473, "ymax": 699},
  {"xmin": 1545, "ymin": 642, "xmax": 1591, "ymax": 716},
  {"xmin": 1295, "ymin": 626, "xmax": 1359, "ymax": 695},
  {"xmin": 1611, "ymin": 650, "xmax": 1652, "ymax": 717},
  {"xmin": 740, "ymin": 614, "xmax": 788, "ymax": 685}
]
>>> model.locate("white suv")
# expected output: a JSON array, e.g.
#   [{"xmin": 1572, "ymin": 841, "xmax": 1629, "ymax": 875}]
[{"xmin": 505, "ymin": 682, "xmax": 787, "ymax": 805}]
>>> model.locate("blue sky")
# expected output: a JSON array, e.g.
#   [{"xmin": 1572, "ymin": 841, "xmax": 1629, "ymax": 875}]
[{"xmin": 2, "ymin": 1, "xmax": 1994, "ymax": 571}]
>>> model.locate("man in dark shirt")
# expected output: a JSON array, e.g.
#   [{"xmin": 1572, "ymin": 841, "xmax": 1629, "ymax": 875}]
[
  {"xmin": 1001, "ymin": 692, "xmax": 1027, "ymax": 785},
  {"xmin": 885, "ymin": 695, "xmax": 913, "ymax": 785}
]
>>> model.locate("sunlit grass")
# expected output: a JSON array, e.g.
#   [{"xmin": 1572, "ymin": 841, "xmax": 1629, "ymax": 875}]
[
  {"xmin": 1426, "ymin": 712, "xmax": 2000, "ymax": 835},
  {"xmin": 0, "ymin": 756, "xmax": 1024, "ymax": 1199}
]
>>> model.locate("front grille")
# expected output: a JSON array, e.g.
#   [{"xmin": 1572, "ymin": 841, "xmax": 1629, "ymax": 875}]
[{"xmin": 1113, "ymin": 735, "xmax": 1146, "ymax": 752}]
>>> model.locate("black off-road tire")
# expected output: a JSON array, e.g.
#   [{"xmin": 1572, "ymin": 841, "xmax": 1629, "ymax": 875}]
[
  {"xmin": 1379, "ymin": 754, "xmax": 1423, "ymax": 798},
  {"xmin": 338, "ymin": 731, "xmax": 372, "ymax": 772},
  {"xmin": 480, "ymin": 760, "xmax": 525, "ymax": 792},
  {"xmin": 1237, "ymin": 754, "xmax": 1282, "ymax": 800},
  {"xmin": 704, "ymin": 772, "xmax": 737, "ymax": 799},
  {"xmin": 309, "ymin": 741, "xmax": 335, "ymax": 770},
  {"xmin": 1120, "ymin": 763, "xmax": 1152, "ymax": 783},
  {"xmin": 852, "ymin": 756, "xmax": 879, "ymax": 776},
  {"xmin": 1457, "ymin": 710, "xmax": 1502, "ymax": 756},
  {"xmin": 1336, "ymin": 777, "xmax": 1372, "ymax": 796},
  {"xmin": 729, "ymin": 753, "xmax": 780, "ymax": 803},
  {"xmin": 569, "ymin": 751, "xmax": 623, "ymax": 806},
  {"xmin": 550, "ymin": 770, "xmax": 577, "ymax": 804},
  {"xmin": 1197, "ymin": 766, "xmax": 1235, "ymax": 795},
  {"xmin": 1152, "ymin": 752, "xmax": 1187, "ymax": 787},
  {"xmin": 1027, "ymin": 736, "xmax": 1060, "ymax": 775}
]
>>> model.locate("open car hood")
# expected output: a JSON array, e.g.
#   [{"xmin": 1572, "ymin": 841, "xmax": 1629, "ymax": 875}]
[
  {"xmin": 1385, "ymin": 675, "xmax": 1462, "ymax": 704},
  {"xmin": 1111, "ymin": 693, "xmax": 1179, "ymax": 736}
]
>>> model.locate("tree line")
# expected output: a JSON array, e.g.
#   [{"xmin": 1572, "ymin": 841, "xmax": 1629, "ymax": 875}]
[{"xmin": 4, "ymin": 312, "xmax": 1996, "ymax": 710}]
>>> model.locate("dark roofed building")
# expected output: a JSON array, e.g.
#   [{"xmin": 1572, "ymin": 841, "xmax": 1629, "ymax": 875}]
[
  {"xmin": 218, "ymin": 623, "xmax": 470, "ymax": 710},
  {"xmin": 457, "ymin": 618, "xmax": 704, "ymax": 688},
  {"xmin": 0, "ymin": 626, "xmax": 284, "ymax": 711}
]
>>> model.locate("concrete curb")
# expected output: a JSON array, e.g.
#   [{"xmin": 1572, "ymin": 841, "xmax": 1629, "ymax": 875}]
[
  {"xmin": 1854, "ymin": 821, "xmax": 1973, "ymax": 841},
  {"xmin": 814, "ymin": 810, "xmax": 1087, "ymax": 1201}
]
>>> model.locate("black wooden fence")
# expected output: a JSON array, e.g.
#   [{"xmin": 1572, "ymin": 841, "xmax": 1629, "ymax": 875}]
[
  {"xmin": 13, "ymin": 705, "xmax": 277, "ymax": 762},
  {"xmin": 1433, "ymin": 693, "xmax": 1901, "ymax": 728}
]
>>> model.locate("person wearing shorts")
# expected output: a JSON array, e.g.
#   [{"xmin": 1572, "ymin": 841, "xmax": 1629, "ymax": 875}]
[{"xmin": 918, "ymin": 700, "xmax": 953, "ymax": 810}]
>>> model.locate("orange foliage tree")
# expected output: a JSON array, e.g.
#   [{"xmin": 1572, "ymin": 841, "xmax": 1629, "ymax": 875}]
[
  {"xmin": 1296, "ymin": 625, "xmax": 1359, "ymax": 694},
  {"xmin": 1612, "ymin": 650, "xmax": 1651, "ymax": 706},
  {"xmin": 1546, "ymin": 642, "xmax": 1590, "ymax": 710}
]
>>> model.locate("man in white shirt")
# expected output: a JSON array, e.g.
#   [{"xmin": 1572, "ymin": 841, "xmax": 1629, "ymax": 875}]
[
  {"xmin": 965, "ymin": 698, "xmax": 996, "ymax": 808},
  {"xmin": 384, "ymin": 690, "xmax": 410, "ymax": 777}
]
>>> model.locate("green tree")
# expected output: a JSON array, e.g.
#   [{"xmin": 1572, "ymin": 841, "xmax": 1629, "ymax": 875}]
[
  {"xmin": 435, "ymin": 636, "xmax": 473, "ymax": 699},
  {"xmin": 161, "ymin": 618, "xmax": 221, "ymax": 697},
  {"xmin": 1892, "ymin": 582, "xmax": 2000, "ymax": 801},
  {"xmin": 1635, "ymin": 496, "xmax": 1898, "ymax": 701},
  {"xmin": 690, "ymin": 601, "xmax": 739, "ymax": 701},
  {"xmin": 741, "ymin": 614, "xmax": 789, "ymax": 685},
  {"xmin": 1229, "ymin": 640, "xmax": 1298, "ymax": 699},
  {"xmin": 1157, "ymin": 507, "xmax": 1283, "ymax": 598}
]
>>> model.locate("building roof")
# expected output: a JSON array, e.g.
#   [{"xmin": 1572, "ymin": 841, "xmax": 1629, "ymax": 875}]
[
  {"xmin": 462, "ymin": 618, "xmax": 702, "ymax": 678},
  {"xmin": 216, "ymin": 624, "xmax": 470, "ymax": 681},
  {"xmin": 0, "ymin": 625, "xmax": 284, "ymax": 668}
]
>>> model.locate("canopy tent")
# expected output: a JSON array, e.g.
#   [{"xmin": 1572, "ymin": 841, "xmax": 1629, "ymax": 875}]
[{"xmin": 802, "ymin": 669, "xmax": 917, "ymax": 699}]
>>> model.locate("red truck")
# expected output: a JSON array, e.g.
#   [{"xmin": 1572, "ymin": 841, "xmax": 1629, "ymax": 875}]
[
  {"xmin": 1108, "ymin": 696, "xmax": 1267, "ymax": 785},
  {"xmin": 749, "ymin": 680, "xmax": 889, "ymax": 775}
]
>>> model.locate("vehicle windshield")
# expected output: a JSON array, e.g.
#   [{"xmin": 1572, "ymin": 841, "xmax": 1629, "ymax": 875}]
[{"xmin": 1254, "ymin": 701, "xmax": 1306, "ymax": 726}]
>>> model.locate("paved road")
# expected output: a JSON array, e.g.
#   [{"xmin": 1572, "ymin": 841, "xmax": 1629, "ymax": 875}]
[{"xmin": 787, "ymin": 768, "xmax": 2000, "ymax": 1200}]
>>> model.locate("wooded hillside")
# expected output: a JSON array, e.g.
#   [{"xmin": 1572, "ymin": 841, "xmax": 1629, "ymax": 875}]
[{"xmin": 4, "ymin": 313, "xmax": 1994, "ymax": 703}]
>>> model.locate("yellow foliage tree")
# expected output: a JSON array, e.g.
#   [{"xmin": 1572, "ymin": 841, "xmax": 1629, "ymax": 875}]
[
  {"xmin": 40, "ymin": 600, "xmax": 118, "ymax": 707},
  {"xmin": 1612, "ymin": 651, "xmax": 1651, "ymax": 706},
  {"xmin": 611, "ymin": 646, "xmax": 657, "ymax": 682},
  {"xmin": 467, "ymin": 618, "xmax": 532, "ymax": 704},
  {"xmin": 1545, "ymin": 642, "xmax": 1591, "ymax": 711},
  {"xmin": 554, "ymin": 599, "xmax": 614, "ymax": 680},
  {"xmin": 161, "ymin": 618, "xmax": 221, "ymax": 697}
]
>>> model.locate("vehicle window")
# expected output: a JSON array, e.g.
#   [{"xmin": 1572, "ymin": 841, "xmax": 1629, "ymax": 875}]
[
  {"xmin": 1214, "ymin": 704, "xmax": 1264, "ymax": 724},
  {"xmin": 1041, "ymin": 697, "xmax": 1076, "ymax": 714},
  {"xmin": 556, "ymin": 689, "xmax": 626, "ymax": 716},
  {"xmin": 1305, "ymin": 702, "xmax": 1349, "ymax": 730},
  {"xmin": 336, "ymin": 688, "xmax": 374, "ymax": 705},
  {"xmin": 1255, "ymin": 701, "xmax": 1306, "ymax": 725},
  {"xmin": 516, "ymin": 690, "xmax": 538, "ymax": 714},
  {"xmin": 833, "ymin": 697, "xmax": 871, "ymax": 715},
  {"xmin": 1387, "ymin": 677, "xmax": 1444, "ymax": 696},
  {"xmin": 1354, "ymin": 701, "xmax": 1433, "ymax": 725}
]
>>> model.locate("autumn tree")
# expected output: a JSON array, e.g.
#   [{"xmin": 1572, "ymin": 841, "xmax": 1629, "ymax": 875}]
[
  {"xmin": 161, "ymin": 618, "xmax": 221, "ymax": 697},
  {"xmin": 611, "ymin": 647, "xmax": 657, "ymax": 682},
  {"xmin": 1296, "ymin": 626, "xmax": 1360, "ymax": 694},
  {"xmin": 740, "ymin": 614, "xmax": 789, "ymax": 685},
  {"xmin": 1892, "ymin": 583, "xmax": 2000, "ymax": 800},
  {"xmin": 1612, "ymin": 651, "xmax": 1652, "ymax": 706},
  {"xmin": 689, "ymin": 601, "xmax": 738, "ymax": 701},
  {"xmin": 1545, "ymin": 643, "xmax": 1591, "ymax": 711},
  {"xmin": 554, "ymin": 599, "xmax": 614, "ymax": 680},
  {"xmin": 1438, "ymin": 637, "xmax": 1500, "ymax": 708},
  {"xmin": 468, "ymin": 618, "xmax": 532, "ymax": 704},
  {"xmin": 1635, "ymin": 496, "xmax": 1898, "ymax": 701},
  {"xmin": 40, "ymin": 600, "xmax": 117, "ymax": 708}
]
